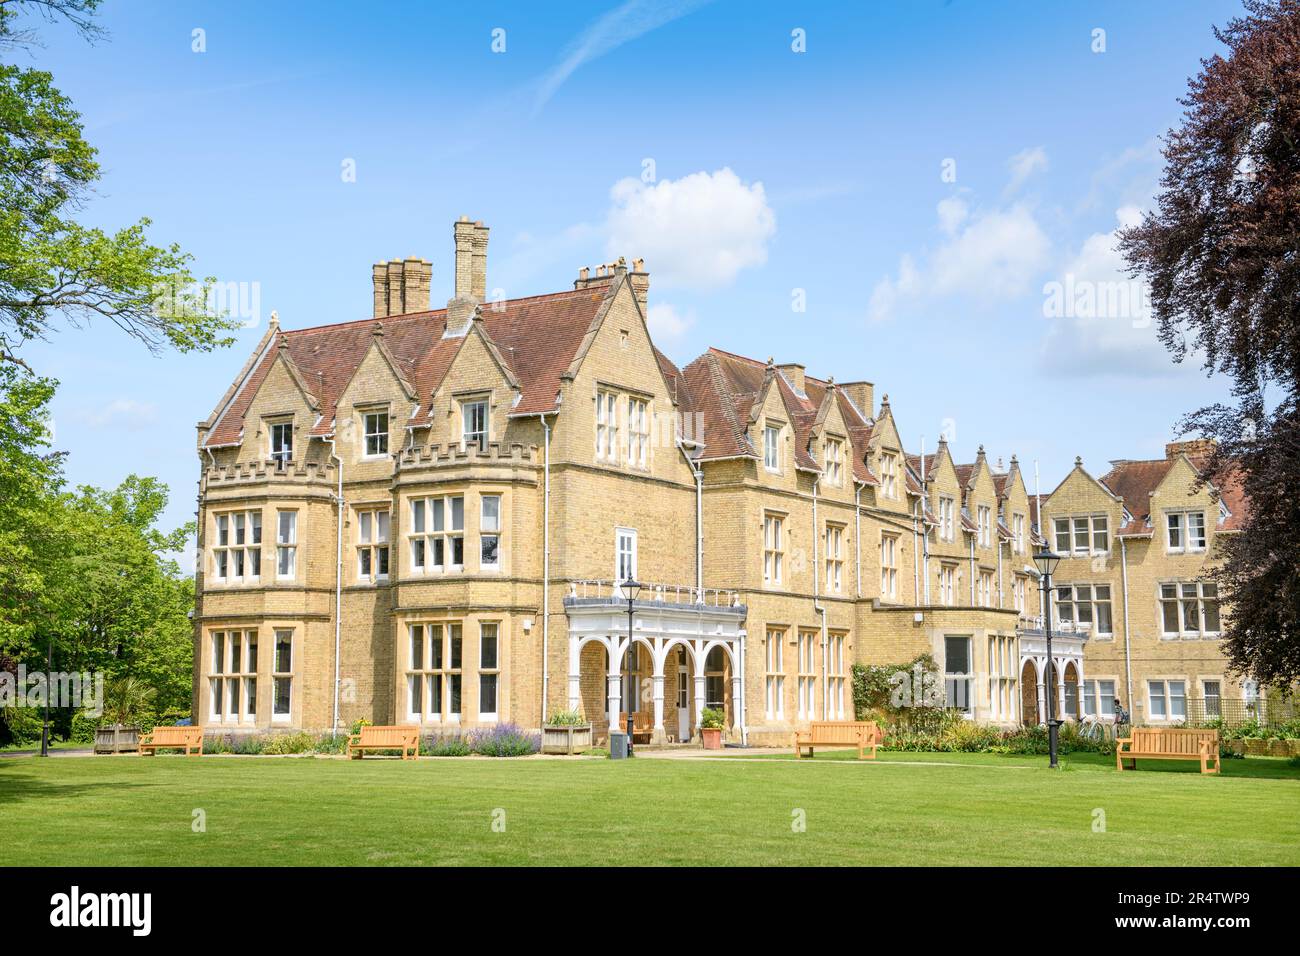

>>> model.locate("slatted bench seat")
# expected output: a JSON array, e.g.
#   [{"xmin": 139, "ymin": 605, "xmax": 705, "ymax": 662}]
[
  {"xmin": 1116, "ymin": 727, "xmax": 1220, "ymax": 774},
  {"xmin": 138, "ymin": 726, "xmax": 203, "ymax": 756},
  {"xmin": 347, "ymin": 725, "xmax": 419, "ymax": 760},
  {"xmin": 794, "ymin": 720, "xmax": 880, "ymax": 760}
]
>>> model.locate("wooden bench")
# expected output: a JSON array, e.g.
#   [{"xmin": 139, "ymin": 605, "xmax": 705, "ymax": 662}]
[
  {"xmin": 138, "ymin": 726, "xmax": 203, "ymax": 756},
  {"xmin": 794, "ymin": 720, "xmax": 880, "ymax": 760},
  {"xmin": 347, "ymin": 725, "xmax": 419, "ymax": 760},
  {"xmin": 1116, "ymin": 727, "xmax": 1220, "ymax": 775},
  {"xmin": 631, "ymin": 713, "xmax": 653, "ymax": 745}
]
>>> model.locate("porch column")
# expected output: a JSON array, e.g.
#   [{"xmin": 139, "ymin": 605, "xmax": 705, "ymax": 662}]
[
  {"xmin": 567, "ymin": 636, "xmax": 581, "ymax": 711},
  {"xmin": 730, "ymin": 674, "xmax": 742, "ymax": 733},
  {"xmin": 1035, "ymin": 657, "xmax": 1047, "ymax": 727},
  {"xmin": 607, "ymin": 638, "xmax": 623, "ymax": 735},
  {"xmin": 693, "ymin": 675, "xmax": 706, "ymax": 735},
  {"xmin": 1056, "ymin": 657, "xmax": 1068, "ymax": 719}
]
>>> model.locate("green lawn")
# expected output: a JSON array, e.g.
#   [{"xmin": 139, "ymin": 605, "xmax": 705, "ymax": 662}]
[{"xmin": 1, "ymin": 751, "xmax": 1296, "ymax": 866}]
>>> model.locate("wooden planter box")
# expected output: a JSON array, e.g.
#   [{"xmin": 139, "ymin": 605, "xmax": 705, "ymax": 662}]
[
  {"xmin": 541, "ymin": 724, "xmax": 593, "ymax": 755},
  {"xmin": 701, "ymin": 727, "xmax": 723, "ymax": 750},
  {"xmin": 94, "ymin": 726, "xmax": 140, "ymax": 754}
]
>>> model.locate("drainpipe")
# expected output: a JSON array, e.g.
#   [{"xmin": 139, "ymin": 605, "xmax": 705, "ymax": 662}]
[
  {"xmin": 854, "ymin": 484, "xmax": 863, "ymax": 599},
  {"xmin": 812, "ymin": 475, "xmax": 828, "ymax": 719},
  {"xmin": 921, "ymin": 438, "xmax": 931, "ymax": 605},
  {"xmin": 738, "ymin": 628, "xmax": 748, "ymax": 746},
  {"xmin": 677, "ymin": 438, "xmax": 704, "ymax": 596},
  {"xmin": 1120, "ymin": 537, "xmax": 1134, "ymax": 707},
  {"xmin": 324, "ymin": 435, "xmax": 344, "ymax": 737},
  {"xmin": 969, "ymin": 537, "xmax": 976, "ymax": 605},
  {"xmin": 538, "ymin": 413, "xmax": 552, "ymax": 724}
]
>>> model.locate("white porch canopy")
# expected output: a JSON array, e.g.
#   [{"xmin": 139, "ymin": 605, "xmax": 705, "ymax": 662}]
[
  {"xmin": 1018, "ymin": 627, "xmax": 1086, "ymax": 724},
  {"xmin": 563, "ymin": 583, "xmax": 747, "ymax": 744}
]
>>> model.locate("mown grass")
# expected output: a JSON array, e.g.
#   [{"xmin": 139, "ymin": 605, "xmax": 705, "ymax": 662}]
[{"xmin": 1, "ymin": 751, "xmax": 1295, "ymax": 866}]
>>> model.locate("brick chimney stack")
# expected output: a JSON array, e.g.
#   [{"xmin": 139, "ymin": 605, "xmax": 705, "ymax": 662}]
[
  {"xmin": 777, "ymin": 363, "xmax": 806, "ymax": 395},
  {"xmin": 1165, "ymin": 438, "xmax": 1218, "ymax": 461},
  {"xmin": 629, "ymin": 257, "xmax": 649, "ymax": 312},
  {"xmin": 371, "ymin": 257, "xmax": 432, "ymax": 317},
  {"xmin": 840, "ymin": 381, "xmax": 874, "ymax": 420},
  {"xmin": 447, "ymin": 216, "xmax": 489, "ymax": 337},
  {"xmin": 453, "ymin": 216, "xmax": 475, "ymax": 300},
  {"xmin": 470, "ymin": 221, "xmax": 489, "ymax": 301}
]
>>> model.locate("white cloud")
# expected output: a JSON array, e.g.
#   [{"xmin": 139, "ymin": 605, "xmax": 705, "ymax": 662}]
[
  {"xmin": 868, "ymin": 201, "xmax": 1049, "ymax": 321},
  {"xmin": 1039, "ymin": 206, "xmax": 1193, "ymax": 378},
  {"xmin": 646, "ymin": 302, "xmax": 693, "ymax": 340},
  {"xmin": 83, "ymin": 398, "xmax": 159, "ymax": 430},
  {"xmin": 533, "ymin": 0, "xmax": 712, "ymax": 114},
  {"xmin": 606, "ymin": 168, "xmax": 777, "ymax": 290},
  {"xmin": 1005, "ymin": 146, "xmax": 1049, "ymax": 196}
]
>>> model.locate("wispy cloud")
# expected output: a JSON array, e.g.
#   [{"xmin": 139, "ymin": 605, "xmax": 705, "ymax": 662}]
[
  {"xmin": 82, "ymin": 398, "xmax": 159, "ymax": 430},
  {"xmin": 532, "ymin": 0, "xmax": 712, "ymax": 114}
]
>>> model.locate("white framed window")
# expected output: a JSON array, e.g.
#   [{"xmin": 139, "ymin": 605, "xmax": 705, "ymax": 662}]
[
  {"xmin": 764, "ymin": 628, "xmax": 785, "ymax": 720},
  {"xmin": 1012, "ymin": 575, "xmax": 1027, "ymax": 613},
  {"xmin": 275, "ymin": 510, "xmax": 297, "ymax": 579},
  {"xmin": 1147, "ymin": 679, "xmax": 1186, "ymax": 721},
  {"xmin": 827, "ymin": 632, "xmax": 846, "ymax": 720},
  {"xmin": 977, "ymin": 505, "xmax": 992, "ymax": 547},
  {"xmin": 1082, "ymin": 679, "xmax": 1117, "ymax": 719},
  {"xmin": 362, "ymin": 410, "xmax": 389, "ymax": 458},
  {"xmin": 615, "ymin": 527, "xmax": 638, "ymax": 585},
  {"xmin": 272, "ymin": 629, "xmax": 293, "ymax": 720},
  {"xmin": 269, "ymin": 420, "xmax": 293, "ymax": 466},
  {"xmin": 824, "ymin": 523, "xmax": 843, "ymax": 594},
  {"xmin": 480, "ymin": 494, "xmax": 501, "ymax": 570},
  {"xmin": 763, "ymin": 513, "xmax": 784, "ymax": 586},
  {"xmin": 212, "ymin": 509, "xmax": 261, "ymax": 583},
  {"xmin": 356, "ymin": 508, "xmax": 390, "ymax": 583},
  {"xmin": 478, "ymin": 622, "xmax": 499, "ymax": 721},
  {"xmin": 1012, "ymin": 512, "xmax": 1026, "ymax": 554},
  {"xmin": 595, "ymin": 390, "xmax": 619, "ymax": 462},
  {"xmin": 879, "ymin": 452, "xmax": 898, "ymax": 499},
  {"xmin": 938, "ymin": 496, "xmax": 955, "ymax": 542},
  {"xmin": 938, "ymin": 564, "xmax": 956, "ymax": 606},
  {"xmin": 626, "ymin": 396, "xmax": 649, "ymax": 469},
  {"xmin": 407, "ymin": 623, "xmax": 463, "ymax": 722},
  {"xmin": 409, "ymin": 496, "xmax": 465, "ymax": 573},
  {"xmin": 461, "ymin": 398, "xmax": 488, "ymax": 452},
  {"xmin": 1054, "ymin": 583, "xmax": 1113, "ymax": 635},
  {"xmin": 1166, "ymin": 510, "xmax": 1206, "ymax": 552},
  {"xmin": 824, "ymin": 438, "xmax": 844, "ymax": 487},
  {"xmin": 796, "ymin": 631, "xmax": 817, "ymax": 719},
  {"xmin": 764, "ymin": 423, "xmax": 781, "ymax": 472},
  {"xmin": 1054, "ymin": 514, "xmax": 1109, "ymax": 555},
  {"xmin": 944, "ymin": 635, "xmax": 972, "ymax": 714},
  {"xmin": 1201, "ymin": 679, "xmax": 1222, "ymax": 717},
  {"xmin": 1160, "ymin": 581, "xmax": 1220, "ymax": 637},
  {"xmin": 978, "ymin": 571, "xmax": 994, "ymax": 608},
  {"xmin": 986, "ymin": 635, "xmax": 1016, "ymax": 721},
  {"xmin": 880, "ymin": 533, "xmax": 899, "ymax": 600},
  {"xmin": 209, "ymin": 630, "xmax": 257, "ymax": 723}
]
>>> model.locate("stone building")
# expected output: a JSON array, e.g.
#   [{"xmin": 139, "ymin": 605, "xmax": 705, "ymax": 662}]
[
  {"xmin": 194, "ymin": 216, "xmax": 1071, "ymax": 744},
  {"xmin": 1037, "ymin": 443, "xmax": 1253, "ymax": 727}
]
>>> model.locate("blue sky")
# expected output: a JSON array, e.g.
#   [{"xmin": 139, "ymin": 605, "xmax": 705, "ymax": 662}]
[{"xmin": 16, "ymin": 0, "xmax": 1240, "ymax": 563}]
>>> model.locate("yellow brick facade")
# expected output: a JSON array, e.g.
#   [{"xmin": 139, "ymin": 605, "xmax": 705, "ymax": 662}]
[{"xmin": 192, "ymin": 220, "xmax": 1105, "ymax": 742}]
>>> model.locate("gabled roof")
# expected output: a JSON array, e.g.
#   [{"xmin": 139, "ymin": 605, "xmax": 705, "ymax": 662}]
[
  {"xmin": 1100, "ymin": 452, "xmax": 1250, "ymax": 535},
  {"xmin": 680, "ymin": 348, "xmax": 877, "ymax": 481},
  {"xmin": 205, "ymin": 286, "xmax": 610, "ymax": 448}
]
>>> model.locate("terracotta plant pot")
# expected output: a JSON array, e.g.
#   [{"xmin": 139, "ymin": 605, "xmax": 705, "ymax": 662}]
[{"xmin": 701, "ymin": 727, "xmax": 723, "ymax": 750}]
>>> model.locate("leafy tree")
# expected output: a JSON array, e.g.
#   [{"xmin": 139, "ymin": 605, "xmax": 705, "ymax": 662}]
[
  {"xmin": 0, "ymin": 0, "xmax": 238, "ymax": 374},
  {"xmin": 1118, "ymin": 0, "xmax": 1300, "ymax": 689}
]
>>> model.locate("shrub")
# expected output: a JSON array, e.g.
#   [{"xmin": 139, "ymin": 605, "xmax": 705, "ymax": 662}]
[
  {"xmin": 546, "ymin": 708, "xmax": 587, "ymax": 727},
  {"xmin": 69, "ymin": 710, "xmax": 98, "ymax": 743},
  {"xmin": 350, "ymin": 717, "xmax": 372, "ymax": 736},
  {"xmin": 262, "ymin": 732, "xmax": 315, "ymax": 755},
  {"xmin": 470, "ymin": 723, "xmax": 540, "ymax": 757},
  {"xmin": 1, "ymin": 707, "xmax": 43, "ymax": 746},
  {"xmin": 422, "ymin": 732, "xmax": 472, "ymax": 757},
  {"xmin": 313, "ymin": 733, "xmax": 347, "ymax": 755},
  {"xmin": 700, "ymin": 707, "xmax": 726, "ymax": 730}
]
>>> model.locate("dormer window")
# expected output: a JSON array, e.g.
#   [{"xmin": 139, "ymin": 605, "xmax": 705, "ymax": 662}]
[
  {"xmin": 1166, "ymin": 510, "xmax": 1206, "ymax": 552},
  {"xmin": 363, "ymin": 411, "xmax": 389, "ymax": 458},
  {"xmin": 825, "ymin": 437, "xmax": 844, "ymax": 486},
  {"xmin": 977, "ymin": 505, "xmax": 992, "ymax": 547},
  {"xmin": 269, "ymin": 420, "xmax": 293, "ymax": 466},
  {"xmin": 764, "ymin": 423, "xmax": 782, "ymax": 473},
  {"xmin": 461, "ymin": 398, "xmax": 488, "ymax": 452},
  {"xmin": 879, "ymin": 452, "xmax": 899, "ymax": 499}
]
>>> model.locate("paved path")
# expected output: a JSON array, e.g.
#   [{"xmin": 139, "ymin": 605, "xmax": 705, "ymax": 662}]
[{"xmin": 0, "ymin": 747, "xmax": 94, "ymax": 759}]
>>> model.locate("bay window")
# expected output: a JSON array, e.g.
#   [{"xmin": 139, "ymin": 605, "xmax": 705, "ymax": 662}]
[
  {"xmin": 213, "ymin": 509, "xmax": 261, "ymax": 583},
  {"xmin": 409, "ymin": 495, "xmax": 465, "ymax": 573}
]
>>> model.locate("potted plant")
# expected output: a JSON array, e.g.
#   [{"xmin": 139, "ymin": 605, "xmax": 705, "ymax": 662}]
[
  {"xmin": 94, "ymin": 677, "xmax": 155, "ymax": 754},
  {"xmin": 541, "ymin": 709, "xmax": 593, "ymax": 755},
  {"xmin": 700, "ymin": 707, "xmax": 726, "ymax": 750}
]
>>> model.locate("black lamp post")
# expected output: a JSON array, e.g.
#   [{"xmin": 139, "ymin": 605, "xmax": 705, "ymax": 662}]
[
  {"xmin": 621, "ymin": 577, "xmax": 642, "ymax": 755},
  {"xmin": 1033, "ymin": 549, "xmax": 1063, "ymax": 769},
  {"xmin": 40, "ymin": 637, "xmax": 52, "ymax": 758}
]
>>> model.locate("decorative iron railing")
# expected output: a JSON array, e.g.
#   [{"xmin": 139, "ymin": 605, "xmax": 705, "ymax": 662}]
[{"xmin": 564, "ymin": 579, "xmax": 743, "ymax": 608}]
